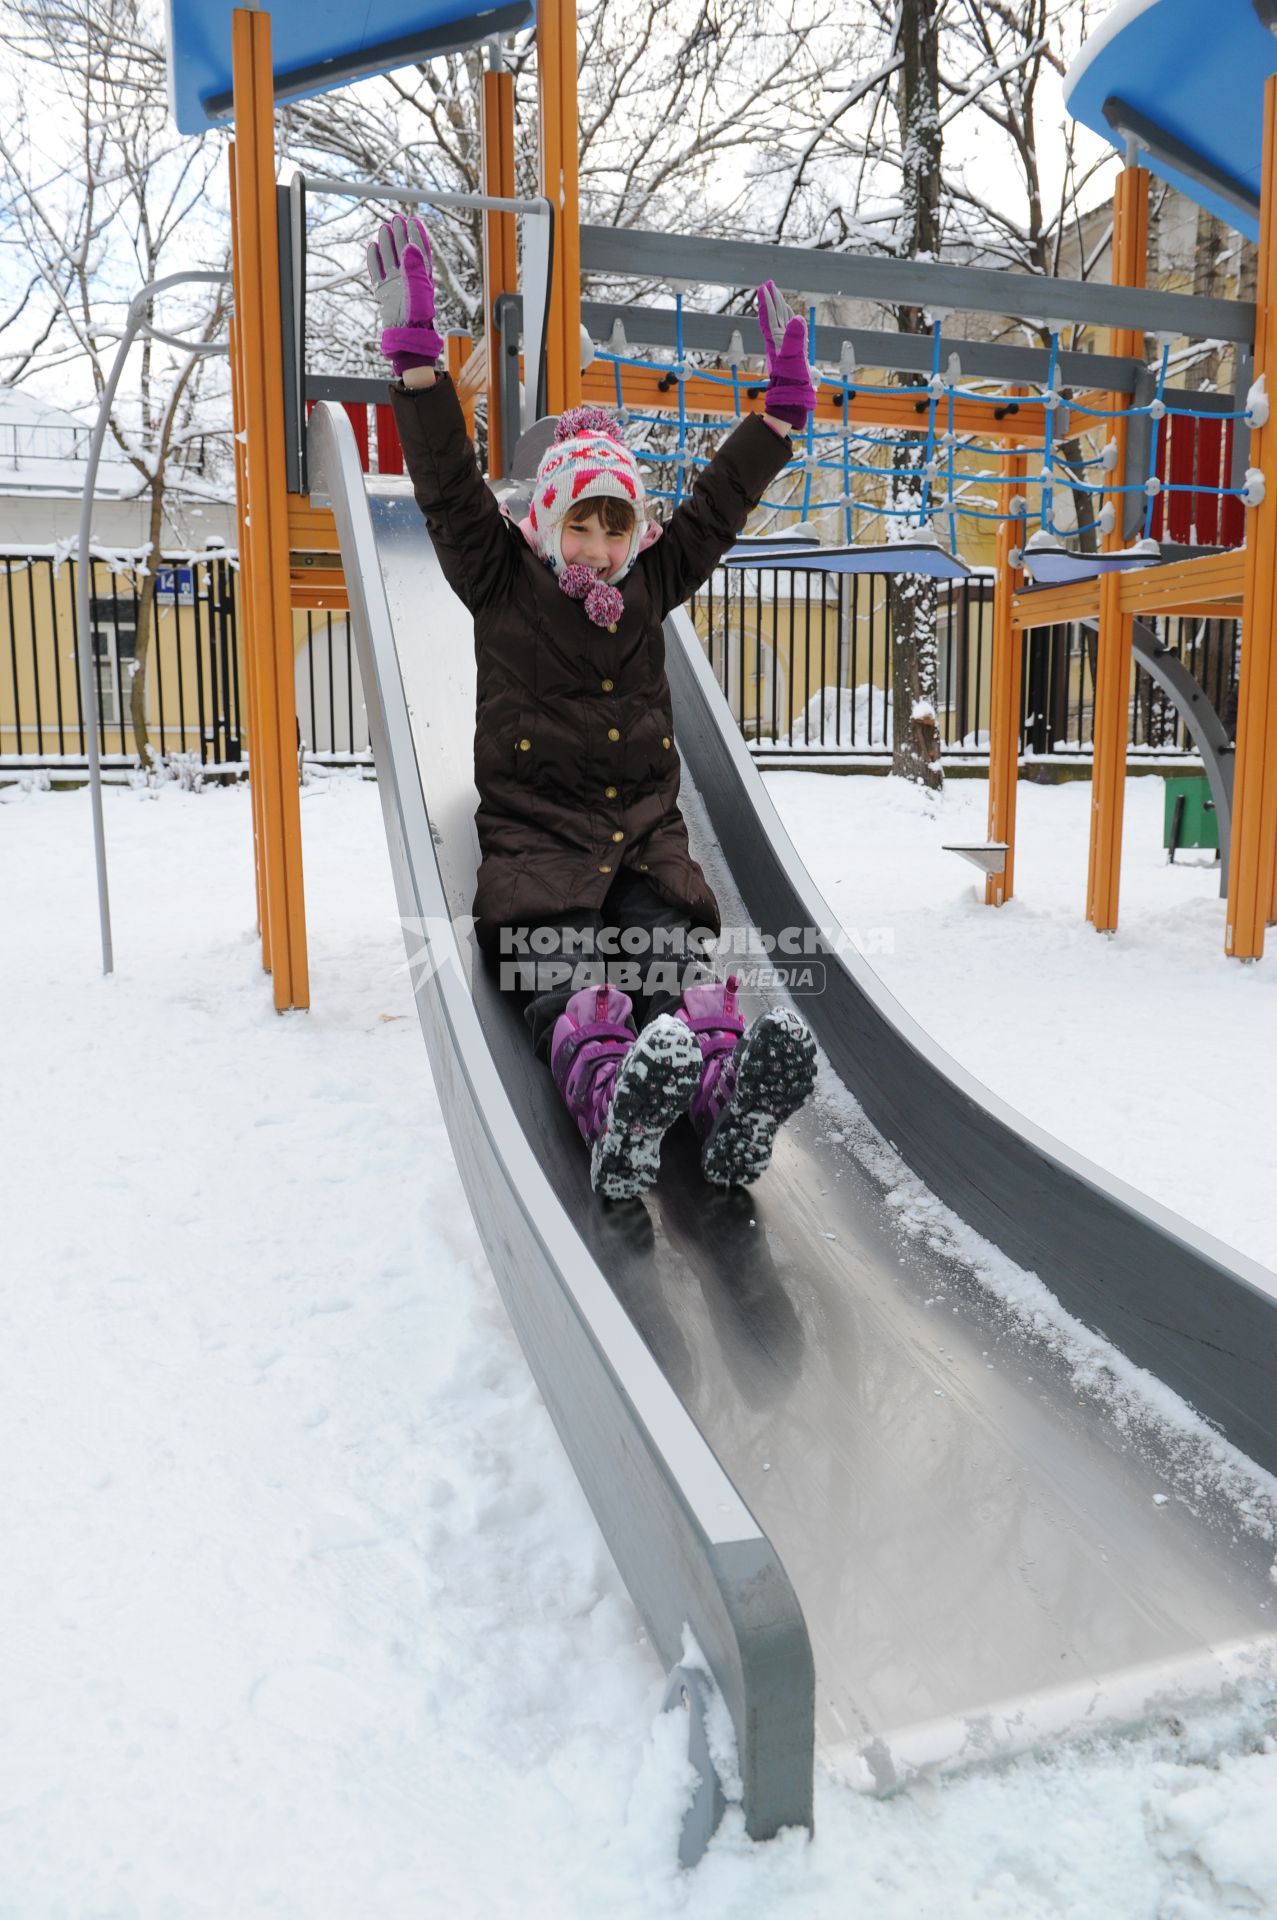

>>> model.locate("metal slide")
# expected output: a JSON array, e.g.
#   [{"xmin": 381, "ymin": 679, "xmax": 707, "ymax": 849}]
[{"xmin": 308, "ymin": 403, "xmax": 1277, "ymax": 1854}]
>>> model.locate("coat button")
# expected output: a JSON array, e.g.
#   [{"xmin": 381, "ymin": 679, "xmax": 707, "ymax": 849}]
[
  {"xmin": 601, "ymin": 677, "xmax": 614, "ymax": 691},
  {"xmin": 518, "ymin": 737, "xmax": 531, "ymax": 751},
  {"xmin": 661, "ymin": 736, "xmax": 671, "ymax": 749},
  {"xmin": 598, "ymin": 863, "xmax": 612, "ymax": 874},
  {"xmin": 638, "ymin": 863, "xmax": 649, "ymax": 872},
  {"xmin": 607, "ymin": 623, "xmax": 617, "ymax": 634},
  {"xmin": 604, "ymin": 784, "xmax": 618, "ymax": 799},
  {"xmin": 611, "ymin": 830, "xmax": 624, "ymax": 843},
  {"xmin": 607, "ymin": 727, "xmax": 620, "ymax": 742}
]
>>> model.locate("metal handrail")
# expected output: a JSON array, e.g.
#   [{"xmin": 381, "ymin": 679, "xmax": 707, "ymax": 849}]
[
  {"xmin": 77, "ymin": 269, "xmax": 232, "ymax": 976},
  {"xmin": 293, "ymin": 172, "xmax": 554, "ymax": 438}
]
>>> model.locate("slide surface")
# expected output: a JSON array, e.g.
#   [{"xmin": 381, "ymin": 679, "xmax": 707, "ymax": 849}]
[{"xmin": 309, "ymin": 403, "xmax": 1277, "ymax": 1818}]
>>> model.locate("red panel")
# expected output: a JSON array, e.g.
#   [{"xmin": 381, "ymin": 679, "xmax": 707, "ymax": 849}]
[
  {"xmin": 341, "ymin": 401, "xmax": 370, "ymax": 472},
  {"xmin": 1194, "ymin": 418, "xmax": 1221, "ymax": 545},
  {"xmin": 1168, "ymin": 411, "xmax": 1195, "ymax": 543},
  {"xmin": 1222, "ymin": 420, "xmax": 1246, "ymax": 546},
  {"xmin": 375, "ymin": 404, "xmax": 404, "ymax": 475}
]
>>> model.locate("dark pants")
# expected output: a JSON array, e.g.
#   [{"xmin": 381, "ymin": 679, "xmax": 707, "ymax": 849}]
[{"xmin": 493, "ymin": 869, "xmax": 719, "ymax": 1064}]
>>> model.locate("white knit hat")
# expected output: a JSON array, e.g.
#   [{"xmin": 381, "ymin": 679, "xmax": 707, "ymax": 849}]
[{"xmin": 529, "ymin": 407, "xmax": 647, "ymax": 581}]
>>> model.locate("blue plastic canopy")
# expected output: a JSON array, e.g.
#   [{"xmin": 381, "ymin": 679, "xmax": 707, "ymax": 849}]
[
  {"xmin": 1064, "ymin": 0, "xmax": 1276, "ymax": 239},
  {"xmin": 1020, "ymin": 544, "xmax": 1162, "ymax": 585},
  {"xmin": 723, "ymin": 540, "xmax": 970, "ymax": 579},
  {"xmin": 166, "ymin": 0, "xmax": 532, "ymax": 133}
]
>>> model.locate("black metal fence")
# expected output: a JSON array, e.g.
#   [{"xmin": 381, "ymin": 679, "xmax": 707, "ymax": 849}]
[
  {"xmin": 0, "ymin": 552, "xmax": 243, "ymax": 768},
  {"xmin": 689, "ymin": 567, "xmax": 1241, "ymax": 759},
  {"xmin": 295, "ymin": 604, "xmax": 371, "ymax": 763},
  {"xmin": 0, "ymin": 552, "xmax": 375, "ymax": 773},
  {"xmin": 2, "ymin": 550, "xmax": 1239, "ymax": 773}
]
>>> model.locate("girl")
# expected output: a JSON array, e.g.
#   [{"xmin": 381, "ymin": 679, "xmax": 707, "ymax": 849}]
[{"xmin": 369, "ymin": 215, "xmax": 819, "ymax": 1200}]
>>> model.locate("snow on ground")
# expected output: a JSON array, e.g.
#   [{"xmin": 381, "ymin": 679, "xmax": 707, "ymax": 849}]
[
  {"xmin": 765, "ymin": 767, "xmax": 1277, "ymax": 1278},
  {"xmin": 2, "ymin": 770, "xmax": 1276, "ymax": 1919}
]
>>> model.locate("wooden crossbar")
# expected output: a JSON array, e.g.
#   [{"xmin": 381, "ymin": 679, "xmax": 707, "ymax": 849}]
[{"xmin": 1118, "ymin": 548, "xmax": 1244, "ymax": 614}]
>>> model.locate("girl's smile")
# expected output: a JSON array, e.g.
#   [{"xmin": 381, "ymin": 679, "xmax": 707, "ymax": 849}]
[{"xmin": 560, "ymin": 509, "xmax": 632, "ymax": 581}]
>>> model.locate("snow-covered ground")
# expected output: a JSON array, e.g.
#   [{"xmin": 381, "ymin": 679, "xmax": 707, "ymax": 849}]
[
  {"xmin": 763, "ymin": 768, "xmax": 1277, "ymax": 1278},
  {"xmin": 2, "ymin": 770, "xmax": 1276, "ymax": 1919}
]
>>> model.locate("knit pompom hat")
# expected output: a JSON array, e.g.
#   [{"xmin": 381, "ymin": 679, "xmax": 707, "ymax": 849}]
[{"xmin": 529, "ymin": 406, "xmax": 647, "ymax": 583}]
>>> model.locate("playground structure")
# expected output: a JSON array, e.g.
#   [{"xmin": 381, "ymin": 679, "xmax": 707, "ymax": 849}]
[
  {"xmin": 149, "ymin": 0, "xmax": 1277, "ymax": 1865},
  {"xmin": 164, "ymin": 2, "xmax": 1277, "ymax": 1012}
]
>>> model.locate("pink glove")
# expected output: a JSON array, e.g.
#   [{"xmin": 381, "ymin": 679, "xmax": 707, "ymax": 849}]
[
  {"xmin": 757, "ymin": 280, "xmax": 817, "ymax": 431},
  {"xmin": 367, "ymin": 214, "xmax": 444, "ymax": 376}
]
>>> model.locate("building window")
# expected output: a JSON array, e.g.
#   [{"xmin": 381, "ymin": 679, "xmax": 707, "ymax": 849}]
[{"xmin": 90, "ymin": 597, "xmax": 139, "ymax": 728}]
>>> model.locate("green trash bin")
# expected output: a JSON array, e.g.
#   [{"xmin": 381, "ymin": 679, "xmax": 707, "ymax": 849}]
[{"xmin": 1164, "ymin": 774, "xmax": 1219, "ymax": 860}]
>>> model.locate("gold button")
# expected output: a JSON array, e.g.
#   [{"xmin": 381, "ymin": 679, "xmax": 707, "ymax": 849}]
[
  {"xmin": 611, "ymin": 830, "xmax": 624, "ymax": 843},
  {"xmin": 638, "ymin": 863, "xmax": 649, "ymax": 872},
  {"xmin": 601, "ymin": 677, "xmax": 614, "ymax": 692},
  {"xmin": 604, "ymin": 784, "xmax": 618, "ymax": 799},
  {"xmin": 661, "ymin": 735, "xmax": 671, "ymax": 749},
  {"xmin": 517, "ymin": 737, "xmax": 531, "ymax": 751},
  {"xmin": 607, "ymin": 727, "xmax": 620, "ymax": 742},
  {"xmin": 598, "ymin": 863, "xmax": 612, "ymax": 874},
  {"xmin": 607, "ymin": 622, "xmax": 617, "ymax": 634}
]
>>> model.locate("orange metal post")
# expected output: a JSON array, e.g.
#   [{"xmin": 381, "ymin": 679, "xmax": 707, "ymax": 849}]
[
  {"xmin": 985, "ymin": 431, "xmax": 1027, "ymax": 905},
  {"xmin": 1228, "ymin": 74, "xmax": 1277, "ymax": 959},
  {"xmin": 537, "ymin": 0, "xmax": 581, "ymax": 414},
  {"xmin": 227, "ymin": 164, "xmax": 267, "ymax": 960},
  {"xmin": 481, "ymin": 64, "xmax": 518, "ymax": 476},
  {"xmin": 445, "ymin": 332, "xmax": 476, "ymax": 438},
  {"xmin": 231, "ymin": 7, "xmax": 309, "ymax": 1010},
  {"xmin": 1086, "ymin": 163, "xmax": 1148, "ymax": 933}
]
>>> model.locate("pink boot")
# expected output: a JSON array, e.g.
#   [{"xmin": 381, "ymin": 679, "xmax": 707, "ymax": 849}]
[
  {"xmin": 675, "ymin": 977, "xmax": 817, "ymax": 1186},
  {"xmin": 550, "ymin": 984, "xmax": 701, "ymax": 1200}
]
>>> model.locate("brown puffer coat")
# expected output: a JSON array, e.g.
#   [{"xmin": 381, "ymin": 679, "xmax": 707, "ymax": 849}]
[{"xmin": 391, "ymin": 376, "xmax": 792, "ymax": 951}]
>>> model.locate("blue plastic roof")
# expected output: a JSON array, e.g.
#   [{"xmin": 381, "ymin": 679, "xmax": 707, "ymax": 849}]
[
  {"xmin": 724, "ymin": 541, "xmax": 970, "ymax": 580},
  {"xmin": 166, "ymin": 0, "xmax": 533, "ymax": 133},
  {"xmin": 1021, "ymin": 545, "xmax": 1162, "ymax": 585},
  {"xmin": 1064, "ymin": 0, "xmax": 1276, "ymax": 239}
]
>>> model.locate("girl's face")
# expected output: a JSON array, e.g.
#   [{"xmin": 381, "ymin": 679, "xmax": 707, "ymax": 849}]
[{"xmin": 560, "ymin": 505, "xmax": 632, "ymax": 581}]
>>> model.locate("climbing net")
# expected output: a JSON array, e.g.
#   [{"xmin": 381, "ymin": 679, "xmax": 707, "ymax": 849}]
[{"xmin": 591, "ymin": 296, "xmax": 1264, "ymax": 556}]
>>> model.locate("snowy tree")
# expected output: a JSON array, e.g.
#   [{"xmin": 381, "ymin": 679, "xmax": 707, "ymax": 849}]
[
  {"xmin": 886, "ymin": 0, "xmax": 945, "ymax": 790},
  {"xmin": 281, "ymin": 42, "xmax": 500, "ymax": 371},
  {"xmin": 280, "ymin": 0, "xmax": 854, "ymax": 461},
  {"xmin": 0, "ymin": 0, "xmax": 231, "ymax": 771}
]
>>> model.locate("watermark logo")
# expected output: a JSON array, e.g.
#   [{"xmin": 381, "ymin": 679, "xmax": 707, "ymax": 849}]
[
  {"xmin": 397, "ymin": 913, "xmax": 479, "ymax": 993},
  {"xmin": 394, "ymin": 916, "xmax": 894, "ymax": 1000},
  {"xmin": 491, "ymin": 921, "xmax": 891, "ymax": 998}
]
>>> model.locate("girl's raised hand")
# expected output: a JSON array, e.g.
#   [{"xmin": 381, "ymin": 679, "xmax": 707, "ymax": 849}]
[
  {"xmin": 756, "ymin": 279, "xmax": 817, "ymax": 432},
  {"xmin": 368, "ymin": 214, "xmax": 443, "ymax": 372}
]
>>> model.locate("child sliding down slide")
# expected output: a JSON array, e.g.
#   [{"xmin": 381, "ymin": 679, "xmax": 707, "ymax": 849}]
[{"xmin": 369, "ymin": 215, "xmax": 818, "ymax": 1200}]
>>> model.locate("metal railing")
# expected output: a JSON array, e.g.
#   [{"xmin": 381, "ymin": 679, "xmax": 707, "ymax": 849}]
[
  {"xmin": 1, "ymin": 552, "xmax": 242, "ymax": 769},
  {"xmin": 0, "ymin": 550, "xmax": 377, "ymax": 773},
  {"xmin": 1, "ymin": 421, "xmax": 91, "ymax": 468}
]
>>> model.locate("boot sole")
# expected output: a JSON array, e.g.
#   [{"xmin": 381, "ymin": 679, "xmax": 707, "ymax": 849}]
[
  {"xmin": 701, "ymin": 1009, "xmax": 817, "ymax": 1188},
  {"xmin": 591, "ymin": 1016, "xmax": 703, "ymax": 1201}
]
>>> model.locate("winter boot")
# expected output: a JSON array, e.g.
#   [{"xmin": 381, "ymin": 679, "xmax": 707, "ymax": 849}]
[
  {"xmin": 550, "ymin": 984, "xmax": 702, "ymax": 1201},
  {"xmin": 675, "ymin": 977, "xmax": 817, "ymax": 1186}
]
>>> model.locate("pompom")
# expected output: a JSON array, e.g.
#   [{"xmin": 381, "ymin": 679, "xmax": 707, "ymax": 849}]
[
  {"xmin": 553, "ymin": 405, "xmax": 623, "ymax": 446},
  {"xmin": 558, "ymin": 562, "xmax": 596, "ymax": 601},
  {"xmin": 557, "ymin": 565, "xmax": 624, "ymax": 626},
  {"xmin": 584, "ymin": 580, "xmax": 625, "ymax": 627}
]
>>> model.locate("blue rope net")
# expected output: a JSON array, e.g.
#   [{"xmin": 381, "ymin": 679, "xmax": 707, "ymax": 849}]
[{"xmin": 590, "ymin": 316, "xmax": 1253, "ymax": 544}]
